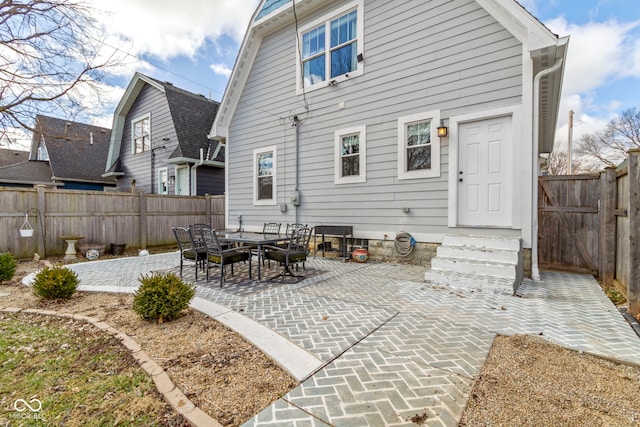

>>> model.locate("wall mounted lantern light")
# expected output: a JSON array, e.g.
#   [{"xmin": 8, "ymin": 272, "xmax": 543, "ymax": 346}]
[
  {"xmin": 437, "ymin": 120, "xmax": 448, "ymax": 138},
  {"xmin": 169, "ymin": 175, "xmax": 175, "ymax": 185}
]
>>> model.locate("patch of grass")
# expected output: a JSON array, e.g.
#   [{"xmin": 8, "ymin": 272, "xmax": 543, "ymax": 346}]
[
  {"xmin": 604, "ymin": 287, "xmax": 626, "ymax": 306},
  {"xmin": 0, "ymin": 313, "xmax": 179, "ymax": 426}
]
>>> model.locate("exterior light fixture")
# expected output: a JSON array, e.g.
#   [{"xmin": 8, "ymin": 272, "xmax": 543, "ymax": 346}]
[
  {"xmin": 169, "ymin": 175, "xmax": 175, "ymax": 185},
  {"xmin": 437, "ymin": 120, "xmax": 448, "ymax": 138}
]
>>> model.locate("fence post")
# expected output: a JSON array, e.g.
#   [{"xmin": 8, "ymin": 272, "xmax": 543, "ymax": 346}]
[
  {"xmin": 205, "ymin": 194, "xmax": 211, "ymax": 225},
  {"xmin": 628, "ymin": 149, "xmax": 640, "ymax": 317},
  {"xmin": 139, "ymin": 192, "xmax": 147, "ymax": 250},
  {"xmin": 599, "ymin": 167, "xmax": 616, "ymax": 286}
]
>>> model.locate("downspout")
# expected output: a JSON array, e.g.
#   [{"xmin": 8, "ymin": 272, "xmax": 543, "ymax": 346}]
[
  {"xmin": 191, "ymin": 148, "xmax": 205, "ymax": 196},
  {"xmin": 294, "ymin": 121, "xmax": 300, "ymax": 224},
  {"xmin": 532, "ymin": 57, "xmax": 563, "ymax": 281}
]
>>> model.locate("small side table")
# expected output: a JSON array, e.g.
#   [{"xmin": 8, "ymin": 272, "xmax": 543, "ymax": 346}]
[{"xmin": 59, "ymin": 236, "xmax": 85, "ymax": 260}]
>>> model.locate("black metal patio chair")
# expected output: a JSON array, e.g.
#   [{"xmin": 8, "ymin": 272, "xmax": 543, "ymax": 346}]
[
  {"xmin": 173, "ymin": 227, "xmax": 207, "ymax": 281},
  {"xmin": 262, "ymin": 226, "xmax": 312, "ymax": 280},
  {"xmin": 199, "ymin": 227, "xmax": 251, "ymax": 287}
]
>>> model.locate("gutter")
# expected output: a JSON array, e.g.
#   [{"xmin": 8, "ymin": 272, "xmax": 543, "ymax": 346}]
[{"xmin": 532, "ymin": 56, "xmax": 563, "ymax": 281}]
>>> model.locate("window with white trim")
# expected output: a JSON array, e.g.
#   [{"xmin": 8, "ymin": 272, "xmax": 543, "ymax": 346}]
[
  {"xmin": 335, "ymin": 125, "xmax": 366, "ymax": 184},
  {"xmin": 298, "ymin": 1, "xmax": 363, "ymax": 91},
  {"xmin": 157, "ymin": 167, "xmax": 168, "ymax": 194},
  {"xmin": 132, "ymin": 114, "xmax": 150, "ymax": 154},
  {"xmin": 253, "ymin": 146, "xmax": 277, "ymax": 205},
  {"xmin": 398, "ymin": 111, "xmax": 441, "ymax": 179}
]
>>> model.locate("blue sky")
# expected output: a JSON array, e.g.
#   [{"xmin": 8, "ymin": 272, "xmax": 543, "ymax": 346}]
[{"xmin": 9, "ymin": 0, "xmax": 640, "ymax": 152}]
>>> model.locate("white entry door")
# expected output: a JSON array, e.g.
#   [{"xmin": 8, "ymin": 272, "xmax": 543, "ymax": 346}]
[
  {"xmin": 175, "ymin": 166, "xmax": 190, "ymax": 195},
  {"xmin": 457, "ymin": 115, "xmax": 512, "ymax": 227}
]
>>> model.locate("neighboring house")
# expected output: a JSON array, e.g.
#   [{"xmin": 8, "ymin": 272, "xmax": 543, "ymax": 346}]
[
  {"xmin": 0, "ymin": 115, "xmax": 115, "ymax": 190},
  {"xmin": 104, "ymin": 72, "xmax": 224, "ymax": 196},
  {"xmin": 0, "ymin": 148, "xmax": 28, "ymax": 167},
  {"xmin": 209, "ymin": 0, "xmax": 568, "ymax": 281}
]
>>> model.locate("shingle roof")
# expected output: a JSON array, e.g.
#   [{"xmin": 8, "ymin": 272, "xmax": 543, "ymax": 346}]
[
  {"xmin": 0, "ymin": 160, "xmax": 54, "ymax": 185},
  {"xmin": 0, "ymin": 148, "xmax": 28, "ymax": 167},
  {"xmin": 33, "ymin": 115, "xmax": 115, "ymax": 183},
  {"xmin": 144, "ymin": 76, "xmax": 223, "ymax": 163}
]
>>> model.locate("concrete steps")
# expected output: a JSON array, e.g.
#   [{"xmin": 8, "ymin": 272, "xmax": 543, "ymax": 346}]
[{"xmin": 425, "ymin": 235, "xmax": 523, "ymax": 294}]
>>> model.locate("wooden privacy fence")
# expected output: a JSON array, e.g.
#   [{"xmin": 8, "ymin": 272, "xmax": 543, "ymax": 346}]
[
  {"xmin": 538, "ymin": 148, "xmax": 640, "ymax": 316},
  {"xmin": 0, "ymin": 186, "xmax": 225, "ymax": 259}
]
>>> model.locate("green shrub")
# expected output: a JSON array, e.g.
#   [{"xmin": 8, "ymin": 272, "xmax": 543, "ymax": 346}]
[
  {"xmin": 32, "ymin": 265, "xmax": 79, "ymax": 300},
  {"xmin": 133, "ymin": 273, "xmax": 195, "ymax": 323},
  {"xmin": 0, "ymin": 253, "xmax": 17, "ymax": 284}
]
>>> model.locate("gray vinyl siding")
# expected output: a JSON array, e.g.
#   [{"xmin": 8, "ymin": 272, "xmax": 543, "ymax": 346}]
[
  {"xmin": 116, "ymin": 85, "xmax": 179, "ymax": 193},
  {"xmin": 227, "ymin": 0, "xmax": 523, "ymax": 236}
]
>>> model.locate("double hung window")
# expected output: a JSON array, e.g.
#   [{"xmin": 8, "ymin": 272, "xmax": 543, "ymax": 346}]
[
  {"xmin": 132, "ymin": 114, "xmax": 150, "ymax": 154},
  {"xmin": 398, "ymin": 111, "xmax": 441, "ymax": 179},
  {"xmin": 253, "ymin": 146, "xmax": 277, "ymax": 205},
  {"xmin": 335, "ymin": 126, "xmax": 366, "ymax": 184},
  {"xmin": 299, "ymin": 2, "xmax": 362, "ymax": 91}
]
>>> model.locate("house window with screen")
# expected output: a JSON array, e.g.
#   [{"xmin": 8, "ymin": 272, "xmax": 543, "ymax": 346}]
[
  {"xmin": 398, "ymin": 111, "xmax": 441, "ymax": 180},
  {"xmin": 132, "ymin": 114, "xmax": 150, "ymax": 154},
  {"xmin": 299, "ymin": 1, "xmax": 363, "ymax": 91},
  {"xmin": 253, "ymin": 146, "xmax": 277, "ymax": 205},
  {"xmin": 335, "ymin": 126, "xmax": 366, "ymax": 184}
]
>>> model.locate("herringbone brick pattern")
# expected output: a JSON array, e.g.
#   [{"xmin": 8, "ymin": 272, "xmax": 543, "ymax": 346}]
[{"xmin": 67, "ymin": 254, "xmax": 640, "ymax": 427}]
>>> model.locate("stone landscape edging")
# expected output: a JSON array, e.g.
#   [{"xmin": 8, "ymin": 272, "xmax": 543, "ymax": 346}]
[{"xmin": 0, "ymin": 307, "xmax": 222, "ymax": 427}]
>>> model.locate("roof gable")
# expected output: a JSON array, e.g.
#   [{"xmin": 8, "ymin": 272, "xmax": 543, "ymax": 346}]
[{"xmin": 106, "ymin": 73, "xmax": 223, "ymax": 172}]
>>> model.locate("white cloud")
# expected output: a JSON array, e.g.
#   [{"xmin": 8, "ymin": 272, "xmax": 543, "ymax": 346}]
[
  {"xmin": 210, "ymin": 63, "xmax": 232, "ymax": 77},
  {"xmin": 89, "ymin": 0, "xmax": 259, "ymax": 62},
  {"xmin": 546, "ymin": 17, "xmax": 640, "ymax": 96},
  {"xmin": 541, "ymin": 16, "xmax": 640, "ymax": 149}
]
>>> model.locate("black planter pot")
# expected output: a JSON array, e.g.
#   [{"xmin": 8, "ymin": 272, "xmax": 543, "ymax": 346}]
[{"xmin": 110, "ymin": 243, "xmax": 126, "ymax": 255}]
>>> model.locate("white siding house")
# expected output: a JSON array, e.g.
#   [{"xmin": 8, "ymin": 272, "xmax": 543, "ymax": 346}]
[{"xmin": 209, "ymin": 0, "xmax": 568, "ymax": 280}]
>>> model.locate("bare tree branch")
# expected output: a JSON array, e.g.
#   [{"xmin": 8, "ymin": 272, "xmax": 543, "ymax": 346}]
[
  {"xmin": 545, "ymin": 147, "xmax": 589, "ymax": 175},
  {"xmin": 576, "ymin": 107, "xmax": 640, "ymax": 169},
  {"xmin": 0, "ymin": 0, "xmax": 124, "ymax": 139}
]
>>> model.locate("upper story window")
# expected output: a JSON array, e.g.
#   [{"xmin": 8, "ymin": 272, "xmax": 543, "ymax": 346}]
[
  {"xmin": 335, "ymin": 125, "xmax": 366, "ymax": 184},
  {"xmin": 298, "ymin": 1, "xmax": 363, "ymax": 92},
  {"xmin": 253, "ymin": 145, "xmax": 277, "ymax": 205},
  {"xmin": 132, "ymin": 114, "xmax": 150, "ymax": 154},
  {"xmin": 398, "ymin": 111, "xmax": 441, "ymax": 180}
]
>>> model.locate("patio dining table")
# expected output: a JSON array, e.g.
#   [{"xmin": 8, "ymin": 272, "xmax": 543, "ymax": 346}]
[{"xmin": 218, "ymin": 231, "xmax": 291, "ymax": 281}]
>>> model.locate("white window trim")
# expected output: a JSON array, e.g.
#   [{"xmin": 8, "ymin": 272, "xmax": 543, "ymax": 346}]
[
  {"xmin": 296, "ymin": 0, "xmax": 364, "ymax": 94},
  {"xmin": 335, "ymin": 125, "xmax": 366, "ymax": 184},
  {"xmin": 397, "ymin": 110, "xmax": 441, "ymax": 180},
  {"xmin": 131, "ymin": 113, "xmax": 151, "ymax": 155},
  {"xmin": 253, "ymin": 145, "xmax": 277, "ymax": 206},
  {"xmin": 157, "ymin": 167, "xmax": 168, "ymax": 195}
]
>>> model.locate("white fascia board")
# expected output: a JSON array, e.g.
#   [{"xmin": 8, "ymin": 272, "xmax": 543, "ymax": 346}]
[{"xmin": 475, "ymin": 0, "xmax": 559, "ymax": 50}]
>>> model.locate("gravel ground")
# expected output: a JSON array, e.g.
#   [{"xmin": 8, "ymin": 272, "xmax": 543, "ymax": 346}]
[{"xmin": 460, "ymin": 334, "xmax": 640, "ymax": 426}]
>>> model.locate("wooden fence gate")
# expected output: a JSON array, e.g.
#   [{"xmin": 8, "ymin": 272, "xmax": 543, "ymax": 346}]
[
  {"xmin": 538, "ymin": 174, "xmax": 600, "ymax": 274},
  {"xmin": 539, "ymin": 149, "xmax": 639, "ymax": 316}
]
